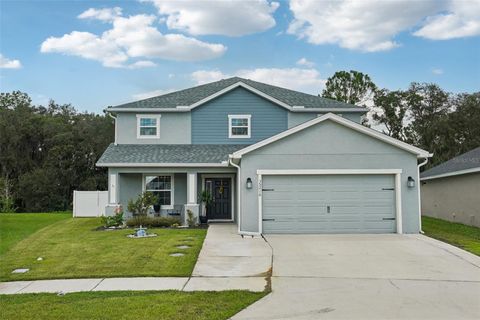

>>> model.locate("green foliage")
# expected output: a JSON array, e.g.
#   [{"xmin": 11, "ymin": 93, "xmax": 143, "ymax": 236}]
[
  {"xmin": 125, "ymin": 216, "xmax": 181, "ymax": 228},
  {"xmin": 199, "ymin": 190, "xmax": 212, "ymax": 205},
  {"xmin": 186, "ymin": 209, "xmax": 196, "ymax": 227},
  {"xmin": 101, "ymin": 206, "xmax": 124, "ymax": 228},
  {"xmin": 372, "ymin": 89, "xmax": 410, "ymax": 141},
  {"xmin": 127, "ymin": 192, "xmax": 157, "ymax": 216},
  {"xmin": 322, "ymin": 70, "xmax": 377, "ymax": 106},
  {"xmin": 0, "ymin": 91, "xmax": 114, "ymax": 212}
]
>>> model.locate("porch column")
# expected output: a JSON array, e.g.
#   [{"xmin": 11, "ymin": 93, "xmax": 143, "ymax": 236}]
[{"xmin": 185, "ymin": 172, "xmax": 199, "ymax": 225}]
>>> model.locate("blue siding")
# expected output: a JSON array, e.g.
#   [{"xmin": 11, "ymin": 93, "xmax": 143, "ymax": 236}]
[{"xmin": 191, "ymin": 87, "xmax": 288, "ymax": 144}]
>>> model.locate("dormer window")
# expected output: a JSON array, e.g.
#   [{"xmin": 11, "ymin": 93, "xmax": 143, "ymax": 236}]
[
  {"xmin": 137, "ymin": 114, "xmax": 160, "ymax": 139},
  {"xmin": 228, "ymin": 115, "xmax": 251, "ymax": 138}
]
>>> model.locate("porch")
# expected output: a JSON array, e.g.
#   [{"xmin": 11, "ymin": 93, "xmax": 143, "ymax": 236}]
[{"xmin": 107, "ymin": 169, "xmax": 237, "ymax": 225}]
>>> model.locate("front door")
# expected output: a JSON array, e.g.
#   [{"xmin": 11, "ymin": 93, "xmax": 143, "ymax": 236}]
[{"xmin": 205, "ymin": 178, "xmax": 231, "ymax": 220}]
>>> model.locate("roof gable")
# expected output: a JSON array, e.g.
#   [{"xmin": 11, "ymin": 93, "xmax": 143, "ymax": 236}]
[
  {"xmin": 231, "ymin": 113, "xmax": 432, "ymax": 159},
  {"xmin": 107, "ymin": 77, "xmax": 366, "ymax": 112}
]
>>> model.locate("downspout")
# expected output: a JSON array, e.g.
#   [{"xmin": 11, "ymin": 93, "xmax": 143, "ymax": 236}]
[
  {"xmin": 107, "ymin": 111, "xmax": 117, "ymax": 145},
  {"xmin": 417, "ymin": 157, "xmax": 429, "ymax": 234},
  {"xmin": 228, "ymin": 156, "xmax": 242, "ymax": 234}
]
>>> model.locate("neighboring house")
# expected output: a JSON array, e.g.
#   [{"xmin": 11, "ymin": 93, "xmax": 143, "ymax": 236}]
[
  {"xmin": 97, "ymin": 77, "xmax": 431, "ymax": 235},
  {"xmin": 420, "ymin": 147, "xmax": 480, "ymax": 227}
]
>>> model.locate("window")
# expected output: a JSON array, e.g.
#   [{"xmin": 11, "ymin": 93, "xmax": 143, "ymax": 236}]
[
  {"xmin": 145, "ymin": 175, "xmax": 173, "ymax": 208},
  {"xmin": 228, "ymin": 115, "xmax": 251, "ymax": 138},
  {"xmin": 137, "ymin": 115, "xmax": 160, "ymax": 138}
]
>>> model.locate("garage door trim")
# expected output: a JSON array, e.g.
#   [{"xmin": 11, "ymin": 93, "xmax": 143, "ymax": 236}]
[{"xmin": 257, "ymin": 169, "xmax": 403, "ymax": 234}]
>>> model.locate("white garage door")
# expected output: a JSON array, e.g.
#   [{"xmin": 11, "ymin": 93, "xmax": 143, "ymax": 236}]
[{"xmin": 262, "ymin": 175, "xmax": 396, "ymax": 234}]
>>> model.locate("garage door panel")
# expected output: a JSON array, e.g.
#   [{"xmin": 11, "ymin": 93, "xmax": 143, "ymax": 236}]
[{"xmin": 262, "ymin": 174, "xmax": 396, "ymax": 234}]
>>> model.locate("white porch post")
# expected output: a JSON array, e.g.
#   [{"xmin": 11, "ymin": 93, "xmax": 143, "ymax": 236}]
[{"xmin": 185, "ymin": 172, "xmax": 199, "ymax": 225}]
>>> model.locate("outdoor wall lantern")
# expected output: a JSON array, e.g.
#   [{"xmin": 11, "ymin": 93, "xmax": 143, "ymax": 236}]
[
  {"xmin": 246, "ymin": 178, "xmax": 253, "ymax": 189},
  {"xmin": 407, "ymin": 176, "xmax": 415, "ymax": 188}
]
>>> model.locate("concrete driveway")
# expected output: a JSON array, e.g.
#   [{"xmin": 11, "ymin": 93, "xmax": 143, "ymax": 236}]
[{"xmin": 233, "ymin": 234, "xmax": 480, "ymax": 320}]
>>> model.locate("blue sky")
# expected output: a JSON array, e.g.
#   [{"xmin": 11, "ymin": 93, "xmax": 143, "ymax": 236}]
[{"xmin": 1, "ymin": 0, "xmax": 479, "ymax": 113}]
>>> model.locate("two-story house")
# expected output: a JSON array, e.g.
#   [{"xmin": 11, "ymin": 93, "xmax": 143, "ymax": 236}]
[{"xmin": 97, "ymin": 77, "xmax": 431, "ymax": 235}]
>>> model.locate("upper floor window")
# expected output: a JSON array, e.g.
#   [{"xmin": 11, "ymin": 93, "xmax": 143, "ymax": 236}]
[
  {"xmin": 137, "ymin": 114, "xmax": 161, "ymax": 139},
  {"xmin": 228, "ymin": 114, "xmax": 251, "ymax": 138}
]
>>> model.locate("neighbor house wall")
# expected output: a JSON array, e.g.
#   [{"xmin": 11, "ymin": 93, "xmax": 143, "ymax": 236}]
[
  {"xmin": 239, "ymin": 120, "xmax": 420, "ymax": 234},
  {"xmin": 191, "ymin": 87, "xmax": 288, "ymax": 144},
  {"xmin": 287, "ymin": 112, "xmax": 363, "ymax": 128},
  {"xmin": 116, "ymin": 112, "xmax": 191, "ymax": 144},
  {"xmin": 421, "ymin": 172, "xmax": 480, "ymax": 227}
]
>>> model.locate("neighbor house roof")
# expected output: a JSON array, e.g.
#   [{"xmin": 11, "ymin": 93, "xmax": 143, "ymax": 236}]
[
  {"xmin": 421, "ymin": 146, "xmax": 480, "ymax": 180},
  {"xmin": 107, "ymin": 77, "xmax": 366, "ymax": 112},
  {"xmin": 96, "ymin": 144, "xmax": 246, "ymax": 167},
  {"xmin": 231, "ymin": 113, "xmax": 432, "ymax": 159}
]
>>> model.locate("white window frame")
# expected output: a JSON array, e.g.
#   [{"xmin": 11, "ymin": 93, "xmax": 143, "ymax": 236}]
[
  {"xmin": 143, "ymin": 174, "xmax": 174, "ymax": 209},
  {"xmin": 137, "ymin": 114, "xmax": 161, "ymax": 139},
  {"xmin": 228, "ymin": 114, "xmax": 251, "ymax": 139}
]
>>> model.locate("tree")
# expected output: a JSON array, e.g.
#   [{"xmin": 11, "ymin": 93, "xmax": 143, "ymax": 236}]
[
  {"xmin": 372, "ymin": 89, "xmax": 410, "ymax": 141},
  {"xmin": 322, "ymin": 70, "xmax": 377, "ymax": 106}
]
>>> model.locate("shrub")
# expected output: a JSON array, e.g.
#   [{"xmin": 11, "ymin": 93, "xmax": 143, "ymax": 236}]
[
  {"xmin": 126, "ymin": 216, "xmax": 181, "ymax": 228},
  {"xmin": 127, "ymin": 192, "xmax": 157, "ymax": 216},
  {"xmin": 101, "ymin": 205, "xmax": 124, "ymax": 228},
  {"xmin": 186, "ymin": 209, "xmax": 196, "ymax": 227}
]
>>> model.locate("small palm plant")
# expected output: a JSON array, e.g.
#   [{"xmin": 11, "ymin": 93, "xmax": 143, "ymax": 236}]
[{"xmin": 199, "ymin": 190, "xmax": 212, "ymax": 223}]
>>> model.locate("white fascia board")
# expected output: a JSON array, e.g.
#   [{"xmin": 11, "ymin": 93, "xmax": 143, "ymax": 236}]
[
  {"xmin": 96, "ymin": 162, "xmax": 229, "ymax": 168},
  {"xmin": 188, "ymin": 81, "xmax": 293, "ymax": 110},
  {"xmin": 106, "ymin": 108, "xmax": 189, "ymax": 112},
  {"xmin": 257, "ymin": 169, "xmax": 403, "ymax": 175},
  {"xmin": 231, "ymin": 113, "xmax": 431, "ymax": 159},
  {"xmin": 420, "ymin": 167, "xmax": 480, "ymax": 181},
  {"xmin": 291, "ymin": 108, "xmax": 366, "ymax": 112}
]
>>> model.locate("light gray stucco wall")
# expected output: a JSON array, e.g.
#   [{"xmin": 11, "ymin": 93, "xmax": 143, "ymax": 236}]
[
  {"xmin": 421, "ymin": 172, "xmax": 480, "ymax": 227},
  {"xmin": 116, "ymin": 112, "xmax": 191, "ymax": 144},
  {"xmin": 287, "ymin": 112, "xmax": 363, "ymax": 127},
  {"xmin": 239, "ymin": 120, "xmax": 420, "ymax": 234}
]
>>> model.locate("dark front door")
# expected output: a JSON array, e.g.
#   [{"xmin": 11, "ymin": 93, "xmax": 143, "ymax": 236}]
[{"xmin": 205, "ymin": 178, "xmax": 231, "ymax": 220}]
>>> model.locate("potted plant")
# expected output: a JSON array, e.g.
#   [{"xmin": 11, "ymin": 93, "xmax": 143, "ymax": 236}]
[
  {"xmin": 153, "ymin": 195, "xmax": 161, "ymax": 214},
  {"xmin": 199, "ymin": 190, "xmax": 212, "ymax": 224}
]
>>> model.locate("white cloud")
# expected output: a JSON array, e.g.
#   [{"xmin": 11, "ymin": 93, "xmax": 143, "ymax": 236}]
[
  {"xmin": 287, "ymin": 0, "xmax": 441, "ymax": 52},
  {"xmin": 192, "ymin": 67, "xmax": 325, "ymax": 94},
  {"xmin": 296, "ymin": 57, "xmax": 315, "ymax": 67},
  {"xmin": 432, "ymin": 68, "xmax": 444, "ymax": 75},
  {"xmin": 414, "ymin": 0, "xmax": 480, "ymax": 40},
  {"xmin": 147, "ymin": 0, "xmax": 279, "ymax": 36},
  {"xmin": 0, "ymin": 54, "xmax": 22, "ymax": 69},
  {"xmin": 132, "ymin": 88, "xmax": 176, "ymax": 100},
  {"xmin": 78, "ymin": 7, "xmax": 122, "ymax": 22},
  {"xmin": 128, "ymin": 60, "xmax": 157, "ymax": 69},
  {"xmin": 41, "ymin": 10, "xmax": 226, "ymax": 68}
]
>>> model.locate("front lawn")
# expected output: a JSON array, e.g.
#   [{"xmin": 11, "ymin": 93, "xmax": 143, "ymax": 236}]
[
  {"xmin": 0, "ymin": 217, "xmax": 206, "ymax": 281},
  {"xmin": 0, "ymin": 212, "xmax": 71, "ymax": 255},
  {"xmin": 422, "ymin": 216, "xmax": 480, "ymax": 256},
  {"xmin": 0, "ymin": 290, "xmax": 266, "ymax": 320}
]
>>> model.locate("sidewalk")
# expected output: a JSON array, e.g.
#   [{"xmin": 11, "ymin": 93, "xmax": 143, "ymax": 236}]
[{"xmin": 0, "ymin": 276, "xmax": 266, "ymax": 294}]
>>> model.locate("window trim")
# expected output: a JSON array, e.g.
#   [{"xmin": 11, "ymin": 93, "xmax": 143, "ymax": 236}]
[
  {"xmin": 143, "ymin": 174, "xmax": 174, "ymax": 209},
  {"xmin": 228, "ymin": 114, "xmax": 251, "ymax": 139},
  {"xmin": 137, "ymin": 114, "xmax": 161, "ymax": 139}
]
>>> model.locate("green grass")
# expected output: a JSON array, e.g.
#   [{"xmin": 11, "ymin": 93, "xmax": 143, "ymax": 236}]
[
  {"xmin": 0, "ymin": 212, "xmax": 71, "ymax": 255},
  {"xmin": 422, "ymin": 216, "xmax": 480, "ymax": 256},
  {"xmin": 0, "ymin": 217, "xmax": 206, "ymax": 281},
  {"xmin": 0, "ymin": 290, "xmax": 267, "ymax": 320}
]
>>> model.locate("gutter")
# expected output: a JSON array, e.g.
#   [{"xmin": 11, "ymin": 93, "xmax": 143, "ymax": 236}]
[
  {"xmin": 106, "ymin": 111, "xmax": 117, "ymax": 145},
  {"xmin": 417, "ymin": 157, "xmax": 429, "ymax": 234}
]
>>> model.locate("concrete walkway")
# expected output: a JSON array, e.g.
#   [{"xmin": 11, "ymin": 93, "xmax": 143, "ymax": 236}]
[{"xmin": 0, "ymin": 223, "xmax": 271, "ymax": 295}]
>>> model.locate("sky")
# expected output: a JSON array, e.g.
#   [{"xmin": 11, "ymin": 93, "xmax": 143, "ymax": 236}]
[{"xmin": 0, "ymin": 0, "xmax": 479, "ymax": 114}]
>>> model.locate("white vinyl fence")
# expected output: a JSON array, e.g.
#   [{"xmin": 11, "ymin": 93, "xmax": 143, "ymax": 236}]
[{"xmin": 73, "ymin": 191, "xmax": 108, "ymax": 217}]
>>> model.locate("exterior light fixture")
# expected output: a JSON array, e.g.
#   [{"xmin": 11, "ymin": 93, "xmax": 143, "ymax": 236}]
[
  {"xmin": 407, "ymin": 176, "xmax": 415, "ymax": 188},
  {"xmin": 246, "ymin": 178, "xmax": 253, "ymax": 189}
]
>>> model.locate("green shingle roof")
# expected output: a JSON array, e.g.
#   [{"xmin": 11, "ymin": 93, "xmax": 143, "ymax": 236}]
[
  {"xmin": 97, "ymin": 144, "xmax": 247, "ymax": 166},
  {"xmin": 109, "ymin": 77, "xmax": 363, "ymax": 110}
]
